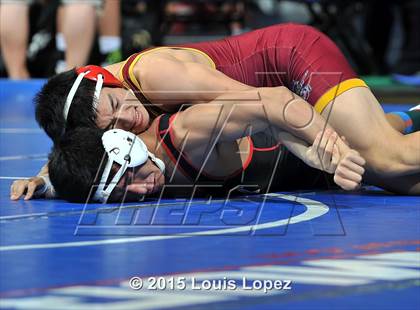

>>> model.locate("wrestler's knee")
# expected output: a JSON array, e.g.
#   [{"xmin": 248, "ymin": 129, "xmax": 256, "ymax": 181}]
[
  {"xmin": 363, "ymin": 149, "xmax": 406, "ymax": 177},
  {"xmin": 366, "ymin": 171, "xmax": 420, "ymax": 195}
]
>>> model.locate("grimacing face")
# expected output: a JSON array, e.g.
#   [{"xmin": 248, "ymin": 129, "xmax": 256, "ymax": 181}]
[{"xmin": 96, "ymin": 87, "xmax": 150, "ymax": 134}]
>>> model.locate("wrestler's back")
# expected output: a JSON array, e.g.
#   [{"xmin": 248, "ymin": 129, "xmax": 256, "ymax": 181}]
[{"xmin": 107, "ymin": 23, "xmax": 357, "ymax": 115}]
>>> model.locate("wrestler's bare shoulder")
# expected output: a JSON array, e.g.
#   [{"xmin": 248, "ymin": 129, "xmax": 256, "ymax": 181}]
[
  {"xmin": 142, "ymin": 47, "xmax": 211, "ymax": 66},
  {"xmin": 103, "ymin": 47, "xmax": 210, "ymax": 80}
]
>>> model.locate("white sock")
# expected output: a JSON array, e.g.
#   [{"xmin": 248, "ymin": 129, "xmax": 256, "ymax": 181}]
[
  {"xmin": 55, "ymin": 33, "xmax": 67, "ymax": 72},
  {"xmin": 99, "ymin": 36, "xmax": 121, "ymax": 54},
  {"xmin": 55, "ymin": 60, "xmax": 67, "ymax": 74},
  {"xmin": 56, "ymin": 33, "xmax": 66, "ymax": 52}
]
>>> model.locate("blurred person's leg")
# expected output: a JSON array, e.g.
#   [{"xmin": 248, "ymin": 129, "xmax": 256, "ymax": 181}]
[
  {"xmin": 55, "ymin": 6, "xmax": 66, "ymax": 73},
  {"xmin": 227, "ymin": 1, "xmax": 245, "ymax": 35},
  {"xmin": 364, "ymin": 0, "xmax": 394, "ymax": 74},
  {"xmin": 393, "ymin": 0, "xmax": 420, "ymax": 85},
  {"xmin": 98, "ymin": 0, "xmax": 122, "ymax": 66},
  {"xmin": 58, "ymin": 0, "xmax": 98, "ymax": 70},
  {"xmin": 0, "ymin": 1, "xmax": 31, "ymax": 79}
]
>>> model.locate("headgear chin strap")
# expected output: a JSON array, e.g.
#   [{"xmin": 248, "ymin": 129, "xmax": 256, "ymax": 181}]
[
  {"xmin": 63, "ymin": 65, "xmax": 123, "ymax": 121},
  {"xmin": 93, "ymin": 129, "xmax": 165, "ymax": 203}
]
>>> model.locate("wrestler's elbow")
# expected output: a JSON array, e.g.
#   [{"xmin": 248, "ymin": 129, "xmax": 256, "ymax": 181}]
[
  {"xmin": 256, "ymin": 86, "xmax": 295, "ymax": 129},
  {"xmin": 258, "ymin": 86, "xmax": 291, "ymax": 102}
]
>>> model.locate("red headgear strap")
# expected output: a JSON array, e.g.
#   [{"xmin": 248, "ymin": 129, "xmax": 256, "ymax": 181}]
[
  {"xmin": 76, "ymin": 65, "xmax": 123, "ymax": 88},
  {"xmin": 64, "ymin": 65, "xmax": 124, "ymax": 121}
]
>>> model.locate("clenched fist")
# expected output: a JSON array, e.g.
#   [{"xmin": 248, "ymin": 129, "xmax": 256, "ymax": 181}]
[{"xmin": 334, "ymin": 150, "xmax": 365, "ymax": 190}]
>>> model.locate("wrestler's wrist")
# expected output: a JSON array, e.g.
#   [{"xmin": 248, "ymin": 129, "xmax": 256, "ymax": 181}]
[
  {"xmin": 33, "ymin": 175, "xmax": 53, "ymax": 197},
  {"xmin": 336, "ymin": 139, "xmax": 350, "ymax": 157}
]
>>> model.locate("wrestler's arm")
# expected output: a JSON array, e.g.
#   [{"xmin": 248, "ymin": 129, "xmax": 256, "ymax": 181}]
[
  {"xmin": 277, "ymin": 130, "xmax": 335, "ymax": 171},
  {"xmin": 10, "ymin": 163, "xmax": 56, "ymax": 200},
  {"xmin": 172, "ymin": 88, "xmax": 364, "ymax": 189},
  {"xmin": 132, "ymin": 54, "xmax": 252, "ymax": 106},
  {"xmin": 173, "ymin": 87, "xmax": 347, "ymax": 147},
  {"xmin": 117, "ymin": 55, "xmax": 351, "ymax": 156}
]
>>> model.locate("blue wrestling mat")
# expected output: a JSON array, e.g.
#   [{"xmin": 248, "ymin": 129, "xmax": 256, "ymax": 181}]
[{"xmin": 0, "ymin": 80, "xmax": 419, "ymax": 310}]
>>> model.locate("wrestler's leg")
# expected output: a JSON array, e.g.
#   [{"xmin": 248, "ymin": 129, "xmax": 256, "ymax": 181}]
[
  {"xmin": 386, "ymin": 113, "xmax": 407, "ymax": 133},
  {"xmin": 386, "ymin": 109, "xmax": 419, "ymax": 134},
  {"xmin": 267, "ymin": 24, "xmax": 419, "ymax": 183},
  {"xmin": 321, "ymin": 87, "xmax": 420, "ymax": 177},
  {"xmin": 366, "ymin": 172, "xmax": 420, "ymax": 195},
  {"xmin": 98, "ymin": 0, "xmax": 122, "ymax": 66}
]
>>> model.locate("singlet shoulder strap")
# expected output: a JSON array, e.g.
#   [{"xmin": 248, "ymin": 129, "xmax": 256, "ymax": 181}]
[
  {"xmin": 120, "ymin": 51, "xmax": 163, "ymax": 118},
  {"xmin": 157, "ymin": 114, "xmax": 215, "ymax": 183}
]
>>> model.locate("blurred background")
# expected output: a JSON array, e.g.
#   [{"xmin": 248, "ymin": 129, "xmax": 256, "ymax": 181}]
[{"xmin": 0, "ymin": 0, "xmax": 419, "ymax": 94}]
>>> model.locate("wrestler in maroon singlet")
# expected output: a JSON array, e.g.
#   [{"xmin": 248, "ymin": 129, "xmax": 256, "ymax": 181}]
[{"xmin": 120, "ymin": 23, "xmax": 367, "ymax": 117}]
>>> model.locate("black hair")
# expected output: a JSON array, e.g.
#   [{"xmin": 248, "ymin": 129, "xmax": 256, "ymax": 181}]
[
  {"xmin": 35, "ymin": 69, "xmax": 98, "ymax": 143},
  {"xmin": 48, "ymin": 127, "xmax": 106, "ymax": 202},
  {"xmin": 48, "ymin": 127, "xmax": 142, "ymax": 203}
]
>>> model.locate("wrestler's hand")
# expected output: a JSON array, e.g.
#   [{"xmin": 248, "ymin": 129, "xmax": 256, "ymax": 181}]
[
  {"xmin": 334, "ymin": 150, "xmax": 366, "ymax": 191},
  {"xmin": 305, "ymin": 129, "xmax": 340, "ymax": 173},
  {"xmin": 10, "ymin": 177, "xmax": 45, "ymax": 200}
]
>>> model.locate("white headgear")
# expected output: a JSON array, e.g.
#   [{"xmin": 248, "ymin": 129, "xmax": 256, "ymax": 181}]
[
  {"xmin": 94, "ymin": 129, "xmax": 165, "ymax": 203},
  {"xmin": 63, "ymin": 71, "xmax": 103, "ymax": 121},
  {"xmin": 63, "ymin": 65, "xmax": 122, "ymax": 122}
]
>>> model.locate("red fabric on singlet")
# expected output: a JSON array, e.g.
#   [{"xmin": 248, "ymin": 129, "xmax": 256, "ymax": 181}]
[{"xmin": 179, "ymin": 23, "xmax": 357, "ymax": 106}]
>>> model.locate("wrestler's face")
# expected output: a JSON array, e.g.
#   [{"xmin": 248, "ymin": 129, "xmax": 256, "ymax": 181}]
[
  {"xmin": 118, "ymin": 159, "xmax": 165, "ymax": 196},
  {"xmin": 96, "ymin": 87, "xmax": 150, "ymax": 134}
]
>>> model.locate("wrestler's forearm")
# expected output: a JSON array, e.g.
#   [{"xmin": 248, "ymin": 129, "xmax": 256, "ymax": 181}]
[
  {"xmin": 37, "ymin": 163, "xmax": 49, "ymax": 177},
  {"xmin": 174, "ymin": 87, "xmax": 349, "ymax": 159},
  {"xmin": 276, "ymin": 130, "xmax": 344, "ymax": 174},
  {"xmin": 276, "ymin": 131, "xmax": 310, "ymax": 162}
]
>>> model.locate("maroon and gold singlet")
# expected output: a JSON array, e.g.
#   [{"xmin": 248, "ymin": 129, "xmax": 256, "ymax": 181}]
[{"xmin": 118, "ymin": 23, "xmax": 368, "ymax": 117}]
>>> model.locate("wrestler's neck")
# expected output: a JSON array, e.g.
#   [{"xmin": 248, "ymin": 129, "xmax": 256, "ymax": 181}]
[{"xmin": 138, "ymin": 118, "xmax": 165, "ymax": 161}]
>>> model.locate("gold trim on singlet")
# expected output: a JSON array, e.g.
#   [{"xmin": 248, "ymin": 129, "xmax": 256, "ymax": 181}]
[
  {"xmin": 314, "ymin": 78, "xmax": 369, "ymax": 113},
  {"xmin": 169, "ymin": 46, "xmax": 216, "ymax": 69},
  {"xmin": 117, "ymin": 46, "xmax": 216, "ymax": 99},
  {"xmin": 117, "ymin": 63, "xmax": 125, "ymax": 84}
]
